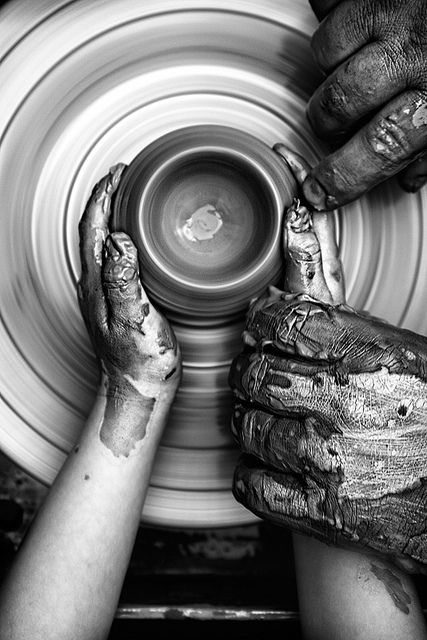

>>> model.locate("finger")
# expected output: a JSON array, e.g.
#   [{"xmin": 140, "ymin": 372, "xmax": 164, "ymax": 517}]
[
  {"xmin": 232, "ymin": 404, "xmax": 341, "ymax": 475},
  {"xmin": 283, "ymin": 201, "xmax": 334, "ymax": 303},
  {"xmin": 78, "ymin": 164, "xmax": 126, "ymax": 323},
  {"xmin": 242, "ymin": 294, "xmax": 338, "ymax": 361},
  {"xmin": 398, "ymin": 151, "xmax": 427, "ymax": 192},
  {"xmin": 302, "ymin": 91, "xmax": 427, "ymax": 209},
  {"xmin": 311, "ymin": 1, "xmax": 373, "ymax": 73},
  {"xmin": 230, "ymin": 350, "xmax": 339, "ymax": 419},
  {"xmin": 79, "ymin": 164, "xmax": 127, "ymax": 284},
  {"xmin": 233, "ymin": 457, "xmax": 312, "ymax": 529},
  {"xmin": 307, "ymin": 43, "xmax": 411, "ymax": 141},
  {"xmin": 241, "ymin": 294, "xmax": 427, "ymax": 380},
  {"xmin": 233, "ymin": 458, "xmax": 358, "ymax": 545},
  {"xmin": 308, "ymin": 0, "xmax": 344, "ymax": 22},
  {"xmin": 234, "ymin": 457, "xmax": 427, "ymax": 561},
  {"xmin": 103, "ymin": 232, "xmax": 145, "ymax": 324},
  {"xmin": 273, "ymin": 144, "xmax": 345, "ymax": 303},
  {"xmin": 103, "ymin": 232, "xmax": 175, "ymax": 353},
  {"xmin": 311, "ymin": 212, "xmax": 345, "ymax": 304},
  {"xmin": 242, "ymin": 293, "xmax": 336, "ymax": 364}
]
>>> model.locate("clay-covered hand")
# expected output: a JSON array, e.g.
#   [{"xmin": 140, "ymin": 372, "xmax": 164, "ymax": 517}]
[
  {"xmin": 78, "ymin": 165, "xmax": 181, "ymax": 407},
  {"xmin": 229, "ymin": 146, "xmax": 427, "ymax": 573},
  {"xmin": 301, "ymin": 0, "xmax": 427, "ymax": 210}
]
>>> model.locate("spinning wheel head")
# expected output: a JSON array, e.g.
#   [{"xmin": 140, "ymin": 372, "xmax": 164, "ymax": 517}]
[
  {"xmin": 112, "ymin": 125, "xmax": 296, "ymax": 322},
  {"xmin": 3, "ymin": 0, "xmax": 423, "ymax": 529}
]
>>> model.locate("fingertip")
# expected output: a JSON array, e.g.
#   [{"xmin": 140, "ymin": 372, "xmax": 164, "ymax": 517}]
[
  {"xmin": 108, "ymin": 163, "xmax": 127, "ymax": 191},
  {"xmin": 86, "ymin": 162, "xmax": 127, "ymax": 210},
  {"xmin": 301, "ymin": 175, "xmax": 331, "ymax": 211}
]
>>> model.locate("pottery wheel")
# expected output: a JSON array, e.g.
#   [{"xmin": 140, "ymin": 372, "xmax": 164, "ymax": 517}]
[{"xmin": 1, "ymin": 0, "xmax": 427, "ymax": 528}]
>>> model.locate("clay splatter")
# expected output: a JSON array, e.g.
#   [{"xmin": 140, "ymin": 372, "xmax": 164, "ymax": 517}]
[
  {"xmin": 370, "ymin": 563, "xmax": 411, "ymax": 614},
  {"xmin": 100, "ymin": 377, "xmax": 155, "ymax": 457},
  {"xmin": 412, "ymin": 104, "xmax": 427, "ymax": 128}
]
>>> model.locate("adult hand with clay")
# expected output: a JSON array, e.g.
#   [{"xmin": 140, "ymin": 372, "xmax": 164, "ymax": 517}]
[
  {"xmin": 298, "ymin": 0, "xmax": 427, "ymax": 210},
  {"xmin": 230, "ymin": 146, "xmax": 427, "ymax": 637},
  {"xmin": 0, "ymin": 166, "xmax": 182, "ymax": 640},
  {"xmin": 230, "ymin": 146, "xmax": 427, "ymax": 573}
]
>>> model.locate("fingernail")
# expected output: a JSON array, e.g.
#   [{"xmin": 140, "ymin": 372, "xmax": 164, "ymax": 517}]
[
  {"xmin": 273, "ymin": 144, "xmax": 310, "ymax": 183},
  {"xmin": 302, "ymin": 175, "xmax": 328, "ymax": 210},
  {"xmin": 108, "ymin": 163, "xmax": 126, "ymax": 190}
]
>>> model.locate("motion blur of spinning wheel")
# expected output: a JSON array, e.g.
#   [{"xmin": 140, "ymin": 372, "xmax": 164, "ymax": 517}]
[{"xmin": 1, "ymin": 0, "xmax": 427, "ymax": 528}]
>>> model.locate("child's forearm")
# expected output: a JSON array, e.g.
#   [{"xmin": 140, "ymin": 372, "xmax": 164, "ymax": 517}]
[{"xmin": 0, "ymin": 386, "xmax": 173, "ymax": 640}]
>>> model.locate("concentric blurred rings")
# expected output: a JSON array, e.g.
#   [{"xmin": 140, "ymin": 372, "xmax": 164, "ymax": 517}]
[
  {"xmin": 1, "ymin": 0, "xmax": 427, "ymax": 528},
  {"xmin": 112, "ymin": 124, "xmax": 295, "ymax": 321}
]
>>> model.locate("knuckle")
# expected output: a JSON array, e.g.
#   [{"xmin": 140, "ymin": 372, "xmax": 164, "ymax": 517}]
[
  {"xmin": 375, "ymin": 2, "xmax": 427, "ymax": 79},
  {"xmin": 311, "ymin": 0, "xmax": 375, "ymax": 71},
  {"xmin": 308, "ymin": 78, "xmax": 353, "ymax": 132},
  {"xmin": 381, "ymin": 38, "xmax": 417, "ymax": 85},
  {"xmin": 374, "ymin": 40, "xmax": 404, "ymax": 82},
  {"xmin": 310, "ymin": 27, "xmax": 332, "ymax": 74}
]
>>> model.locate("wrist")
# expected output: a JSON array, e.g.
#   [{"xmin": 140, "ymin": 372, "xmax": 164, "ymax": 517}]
[
  {"xmin": 97, "ymin": 371, "xmax": 178, "ymax": 408},
  {"xmin": 93, "ymin": 373, "xmax": 176, "ymax": 459}
]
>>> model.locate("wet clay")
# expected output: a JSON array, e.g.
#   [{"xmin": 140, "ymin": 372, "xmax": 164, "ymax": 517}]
[
  {"xmin": 230, "ymin": 288, "xmax": 427, "ymax": 568},
  {"xmin": 157, "ymin": 322, "xmax": 177, "ymax": 354},
  {"xmin": 370, "ymin": 563, "xmax": 411, "ymax": 615},
  {"xmin": 100, "ymin": 377, "xmax": 155, "ymax": 457}
]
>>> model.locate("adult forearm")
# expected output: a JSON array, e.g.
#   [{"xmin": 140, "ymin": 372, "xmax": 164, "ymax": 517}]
[{"xmin": 0, "ymin": 386, "xmax": 173, "ymax": 640}]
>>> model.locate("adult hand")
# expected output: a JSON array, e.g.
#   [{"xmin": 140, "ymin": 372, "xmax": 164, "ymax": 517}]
[
  {"xmin": 229, "ymin": 146, "xmax": 427, "ymax": 573},
  {"xmin": 301, "ymin": 0, "xmax": 427, "ymax": 210},
  {"xmin": 78, "ymin": 165, "xmax": 181, "ymax": 452}
]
